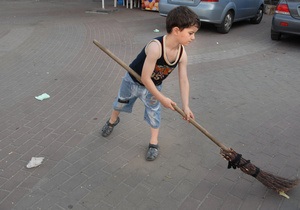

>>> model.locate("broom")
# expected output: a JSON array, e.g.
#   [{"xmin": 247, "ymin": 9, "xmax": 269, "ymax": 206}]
[{"xmin": 93, "ymin": 39, "xmax": 299, "ymax": 199}]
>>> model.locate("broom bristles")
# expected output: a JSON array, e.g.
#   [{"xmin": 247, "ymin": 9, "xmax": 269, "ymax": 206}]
[
  {"xmin": 220, "ymin": 148, "xmax": 299, "ymax": 195},
  {"xmin": 256, "ymin": 170, "xmax": 299, "ymax": 193}
]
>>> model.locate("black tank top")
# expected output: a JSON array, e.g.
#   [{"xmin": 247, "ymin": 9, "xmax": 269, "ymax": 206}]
[{"xmin": 129, "ymin": 36, "xmax": 183, "ymax": 86}]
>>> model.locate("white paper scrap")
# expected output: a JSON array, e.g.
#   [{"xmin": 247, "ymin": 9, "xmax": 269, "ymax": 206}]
[
  {"xmin": 26, "ymin": 157, "xmax": 45, "ymax": 168},
  {"xmin": 35, "ymin": 93, "xmax": 50, "ymax": 101}
]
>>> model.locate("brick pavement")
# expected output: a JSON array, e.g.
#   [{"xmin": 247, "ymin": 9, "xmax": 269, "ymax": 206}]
[{"xmin": 0, "ymin": 0, "xmax": 300, "ymax": 209}]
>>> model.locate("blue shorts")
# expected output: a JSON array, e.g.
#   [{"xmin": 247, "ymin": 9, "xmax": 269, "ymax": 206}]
[{"xmin": 113, "ymin": 73, "xmax": 162, "ymax": 128}]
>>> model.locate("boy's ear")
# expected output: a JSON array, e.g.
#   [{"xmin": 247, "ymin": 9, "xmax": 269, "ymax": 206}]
[{"xmin": 172, "ymin": 27, "xmax": 181, "ymax": 34}]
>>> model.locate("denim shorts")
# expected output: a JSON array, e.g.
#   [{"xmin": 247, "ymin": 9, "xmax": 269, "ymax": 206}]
[{"xmin": 113, "ymin": 73, "xmax": 162, "ymax": 128}]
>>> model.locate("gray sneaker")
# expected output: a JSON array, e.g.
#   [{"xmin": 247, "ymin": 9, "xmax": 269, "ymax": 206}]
[{"xmin": 146, "ymin": 144, "xmax": 159, "ymax": 161}]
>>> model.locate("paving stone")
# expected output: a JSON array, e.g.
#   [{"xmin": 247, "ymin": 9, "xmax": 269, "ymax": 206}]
[
  {"xmin": 59, "ymin": 172, "xmax": 88, "ymax": 193},
  {"xmin": 179, "ymin": 196, "xmax": 201, "ymax": 210},
  {"xmin": 190, "ymin": 180, "xmax": 214, "ymax": 202},
  {"xmin": 125, "ymin": 184, "xmax": 151, "ymax": 206},
  {"xmin": 0, "ymin": 1, "xmax": 299, "ymax": 209},
  {"xmin": 220, "ymin": 193, "xmax": 243, "ymax": 210},
  {"xmin": 199, "ymin": 194, "xmax": 223, "ymax": 210}
]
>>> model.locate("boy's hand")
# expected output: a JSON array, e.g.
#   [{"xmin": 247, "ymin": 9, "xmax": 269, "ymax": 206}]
[
  {"xmin": 161, "ymin": 97, "xmax": 176, "ymax": 111},
  {"xmin": 182, "ymin": 107, "xmax": 194, "ymax": 122}
]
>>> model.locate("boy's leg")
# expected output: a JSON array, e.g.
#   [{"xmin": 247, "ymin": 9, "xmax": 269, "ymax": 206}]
[
  {"xmin": 101, "ymin": 73, "xmax": 137, "ymax": 137},
  {"xmin": 150, "ymin": 127, "xmax": 159, "ymax": 145},
  {"xmin": 142, "ymin": 85, "xmax": 162, "ymax": 161},
  {"xmin": 146, "ymin": 127, "xmax": 159, "ymax": 161},
  {"xmin": 109, "ymin": 110, "xmax": 120, "ymax": 124}
]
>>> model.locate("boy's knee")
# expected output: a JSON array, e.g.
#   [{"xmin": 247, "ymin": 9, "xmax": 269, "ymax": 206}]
[{"xmin": 115, "ymin": 99, "xmax": 127, "ymax": 110}]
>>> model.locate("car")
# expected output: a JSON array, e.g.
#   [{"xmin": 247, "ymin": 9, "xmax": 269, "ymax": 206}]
[
  {"xmin": 271, "ymin": 0, "xmax": 300, "ymax": 40},
  {"xmin": 158, "ymin": 0, "xmax": 264, "ymax": 33}
]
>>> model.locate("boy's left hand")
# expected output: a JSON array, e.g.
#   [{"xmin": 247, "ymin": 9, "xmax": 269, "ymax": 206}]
[{"xmin": 182, "ymin": 107, "xmax": 194, "ymax": 122}]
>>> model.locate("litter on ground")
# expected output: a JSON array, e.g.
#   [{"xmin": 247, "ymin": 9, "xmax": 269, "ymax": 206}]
[
  {"xmin": 35, "ymin": 93, "xmax": 50, "ymax": 101},
  {"xmin": 26, "ymin": 157, "xmax": 45, "ymax": 168}
]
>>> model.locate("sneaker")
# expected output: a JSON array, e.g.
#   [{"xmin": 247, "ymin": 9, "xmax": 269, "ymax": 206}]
[
  {"xmin": 146, "ymin": 144, "xmax": 159, "ymax": 161},
  {"xmin": 101, "ymin": 117, "xmax": 120, "ymax": 137}
]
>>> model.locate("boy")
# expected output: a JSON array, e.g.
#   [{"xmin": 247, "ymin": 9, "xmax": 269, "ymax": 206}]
[{"xmin": 101, "ymin": 6, "xmax": 201, "ymax": 161}]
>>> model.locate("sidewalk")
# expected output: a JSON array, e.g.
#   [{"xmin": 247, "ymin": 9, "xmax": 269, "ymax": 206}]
[{"xmin": 0, "ymin": 1, "xmax": 299, "ymax": 209}]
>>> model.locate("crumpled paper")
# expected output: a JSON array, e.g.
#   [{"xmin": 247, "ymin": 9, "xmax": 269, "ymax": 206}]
[
  {"xmin": 35, "ymin": 93, "xmax": 50, "ymax": 101},
  {"xmin": 26, "ymin": 157, "xmax": 44, "ymax": 168}
]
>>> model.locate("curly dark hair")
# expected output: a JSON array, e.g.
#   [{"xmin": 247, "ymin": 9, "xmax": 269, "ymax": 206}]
[{"xmin": 166, "ymin": 6, "xmax": 201, "ymax": 33}]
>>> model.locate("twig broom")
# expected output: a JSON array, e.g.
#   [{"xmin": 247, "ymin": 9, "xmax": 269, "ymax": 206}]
[{"xmin": 93, "ymin": 39, "xmax": 299, "ymax": 199}]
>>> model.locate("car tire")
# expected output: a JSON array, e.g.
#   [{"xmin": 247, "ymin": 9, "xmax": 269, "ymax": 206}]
[
  {"xmin": 217, "ymin": 11, "xmax": 233, "ymax": 34},
  {"xmin": 250, "ymin": 5, "xmax": 264, "ymax": 24},
  {"xmin": 271, "ymin": 29, "xmax": 281, "ymax": 40}
]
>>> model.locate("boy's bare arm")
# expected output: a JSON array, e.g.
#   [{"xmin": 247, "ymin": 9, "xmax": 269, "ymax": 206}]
[{"xmin": 178, "ymin": 50, "xmax": 194, "ymax": 120}]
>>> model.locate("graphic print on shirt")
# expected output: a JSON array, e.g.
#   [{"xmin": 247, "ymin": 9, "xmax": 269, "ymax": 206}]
[{"xmin": 151, "ymin": 64, "xmax": 175, "ymax": 81}]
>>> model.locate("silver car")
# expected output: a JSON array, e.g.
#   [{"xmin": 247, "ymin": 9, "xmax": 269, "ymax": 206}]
[
  {"xmin": 159, "ymin": 0, "xmax": 264, "ymax": 33},
  {"xmin": 271, "ymin": 0, "xmax": 300, "ymax": 40}
]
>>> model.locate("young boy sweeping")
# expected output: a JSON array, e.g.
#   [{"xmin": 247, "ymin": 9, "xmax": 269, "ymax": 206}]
[{"xmin": 101, "ymin": 6, "xmax": 201, "ymax": 161}]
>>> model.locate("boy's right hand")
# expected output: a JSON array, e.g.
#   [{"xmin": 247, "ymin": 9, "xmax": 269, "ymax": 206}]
[{"xmin": 161, "ymin": 97, "xmax": 176, "ymax": 111}]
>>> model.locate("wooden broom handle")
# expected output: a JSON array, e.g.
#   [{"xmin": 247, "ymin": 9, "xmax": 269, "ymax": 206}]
[{"xmin": 93, "ymin": 39, "xmax": 229, "ymax": 151}]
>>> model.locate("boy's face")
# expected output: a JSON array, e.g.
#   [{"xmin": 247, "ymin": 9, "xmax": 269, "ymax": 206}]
[{"xmin": 177, "ymin": 25, "xmax": 199, "ymax": 46}]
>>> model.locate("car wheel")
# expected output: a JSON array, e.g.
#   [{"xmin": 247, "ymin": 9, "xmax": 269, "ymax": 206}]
[
  {"xmin": 250, "ymin": 5, "xmax": 264, "ymax": 24},
  {"xmin": 271, "ymin": 29, "xmax": 281, "ymax": 40},
  {"xmin": 217, "ymin": 11, "xmax": 233, "ymax": 34}
]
